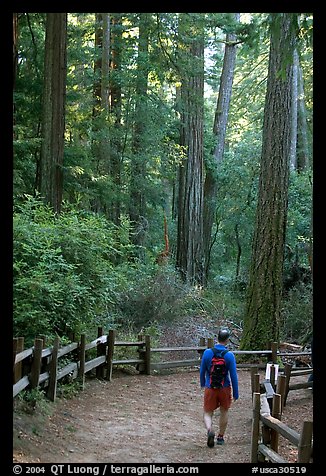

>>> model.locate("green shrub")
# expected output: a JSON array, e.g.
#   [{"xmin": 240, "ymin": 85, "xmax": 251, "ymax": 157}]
[
  {"xmin": 116, "ymin": 265, "xmax": 194, "ymax": 330},
  {"xmin": 13, "ymin": 196, "xmax": 136, "ymax": 345},
  {"xmin": 16, "ymin": 388, "xmax": 50, "ymax": 415}
]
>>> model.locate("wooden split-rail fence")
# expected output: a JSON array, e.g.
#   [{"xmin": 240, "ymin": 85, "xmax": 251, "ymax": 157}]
[
  {"xmin": 13, "ymin": 328, "xmax": 204, "ymax": 401},
  {"xmin": 13, "ymin": 328, "xmax": 312, "ymax": 405},
  {"xmin": 250, "ymin": 368, "xmax": 313, "ymax": 463},
  {"xmin": 283, "ymin": 363, "xmax": 313, "ymax": 406}
]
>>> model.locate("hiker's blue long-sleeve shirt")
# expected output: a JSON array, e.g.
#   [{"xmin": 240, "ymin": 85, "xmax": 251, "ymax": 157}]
[{"xmin": 200, "ymin": 344, "xmax": 239, "ymax": 400}]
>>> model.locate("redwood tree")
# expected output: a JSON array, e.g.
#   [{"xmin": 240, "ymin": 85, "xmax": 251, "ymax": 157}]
[
  {"xmin": 241, "ymin": 13, "xmax": 297, "ymax": 350},
  {"xmin": 39, "ymin": 13, "xmax": 67, "ymax": 213},
  {"xmin": 176, "ymin": 14, "xmax": 205, "ymax": 285},
  {"xmin": 296, "ymin": 51, "xmax": 310, "ymax": 171},
  {"xmin": 129, "ymin": 13, "xmax": 151, "ymax": 257},
  {"xmin": 13, "ymin": 13, "xmax": 18, "ymax": 90},
  {"xmin": 109, "ymin": 13, "xmax": 123, "ymax": 226},
  {"xmin": 203, "ymin": 13, "xmax": 240, "ymax": 282}
]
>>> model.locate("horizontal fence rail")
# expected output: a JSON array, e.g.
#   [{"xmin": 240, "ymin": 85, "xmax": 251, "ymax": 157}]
[
  {"xmin": 251, "ymin": 391, "xmax": 313, "ymax": 463},
  {"xmin": 250, "ymin": 369, "xmax": 313, "ymax": 463},
  {"xmin": 283, "ymin": 362, "xmax": 313, "ymax": 406},
  {"xmin": 13, "ymin": 328, "xmax": 312, "ymax": 403}
]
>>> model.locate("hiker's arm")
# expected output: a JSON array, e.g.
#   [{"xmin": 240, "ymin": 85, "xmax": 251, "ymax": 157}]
[
  {"xmin": 200, "ymin": 350, "xmax": 208, "ymax": 387},
  {"xmin": 229, "ymin": 354, "xmax": 239, "ymax": 400}
]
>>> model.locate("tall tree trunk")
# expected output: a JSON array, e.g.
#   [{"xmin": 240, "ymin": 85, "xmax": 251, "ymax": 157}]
[
  {"xmin": 176, "ymin": 14, "xmax": 205, "ymax": 285},
  {"xmin": 129, "ymin": 13, "xmax": 151, "ymax": 257},
  {"xmin": 289, "ymin": 49, "xmax": 298, "ymax": 170},
  {"xmin": 109, "ymin": 13, "xmax": 123, "ymax": 226},
  {"xmin": 240, "ymin": 13, "xmax": 296, "ymax": 350},
  {"xmin": 101, "ymin": 14, "xmax": 110, "ymax": 114},
  {"xmin": 203, "ymin": 13, "xmax": 240, "ymax": 283},
  {"xmin": 39, "ymin": 13, "xmax": 67, "ymax": 214},
  {"xmin": 13, "ymin": 13, "xmax": 18, "ymax": 91},
  {"xmin": 99, "ymin": 12, "xmax": 111, "ymax": 200},
  {"xmin": 91, "ymin": 13, "xmax": 111, "ymax": 216},
  {"xmin": 234, "ymin": 223, "xmax": 242, "ymax": 279},
  {"xmin": 172, "ymin": 85, "xmax": 182, "ymax": 222},
  {"xmin": 93, "ymin": 14, "xmax": 103, "ymax": 119},
  {"xmin": 90, "ymin": 14, "xmax": 103, "ymax": 213},
  {"xmin": 296, "ymin": 52, "xmax": 310, "ymax": 171},
  {"xmin": 13, "ymin": 12, "xmax": 19, "ymax": 142}
]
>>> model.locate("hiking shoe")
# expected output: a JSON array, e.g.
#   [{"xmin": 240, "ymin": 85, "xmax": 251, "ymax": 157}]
[
  {"xmin": 207, "ymin": 430, "xmax": 215, "ymax": 448},
  {"xmin": 216, "ymin": 435, "xmax": 225, "ymax": 445}
]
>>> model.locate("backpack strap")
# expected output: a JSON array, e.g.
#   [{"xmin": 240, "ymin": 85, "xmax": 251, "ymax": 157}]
[{"xmin": 212, "ymin": 348, "xmax": 228, "ymax": 357}]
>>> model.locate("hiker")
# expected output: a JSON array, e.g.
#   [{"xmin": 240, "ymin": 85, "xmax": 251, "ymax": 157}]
[{"xmin": 200, "ymin": 327, "xmax": 239, "ymax": 447}]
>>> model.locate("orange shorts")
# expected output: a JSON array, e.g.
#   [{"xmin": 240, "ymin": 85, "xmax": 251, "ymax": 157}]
[{"xmin": 203, "ymin": 386, "xmax": 232, "ymax": 412}]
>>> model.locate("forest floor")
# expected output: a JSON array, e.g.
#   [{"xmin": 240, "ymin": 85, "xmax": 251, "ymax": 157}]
[{"xmin": 13, "ymin": 316, "xmax": 313, "ymax": 464}]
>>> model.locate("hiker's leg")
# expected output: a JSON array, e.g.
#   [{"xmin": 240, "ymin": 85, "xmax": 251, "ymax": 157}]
[
  {"xmin": 217, "ymin": 386, "xmax": 232, "ymax": 436},
  {"xmin": 204, "ymin": 410, "xmax": 216, "ymax": 447},
  {"xmin": 203, "ymin": 388, "xmax": 217, "ymax": 432},
  {"xmin": 203, "ymin": 411, "xmax": 214, "ymax": 432},
  {"xmin": 219, "ymin": 407, "xmax": 228, "ymax": 435}
]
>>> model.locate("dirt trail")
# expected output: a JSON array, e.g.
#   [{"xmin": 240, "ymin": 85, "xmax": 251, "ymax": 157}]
[{"xmin": 13, "ymin": 368, "xmax": 312, "ymax": 464}]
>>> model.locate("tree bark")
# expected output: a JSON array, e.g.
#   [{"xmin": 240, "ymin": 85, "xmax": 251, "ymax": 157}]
[
  {"xmin": 98, "ymin": 13, "xmax": 110, "ymax": 186},
  {"xmin": 241, "ymin": 13, "xmax": 296, "ymax": 350},
  {"xmin": 13, "ymin": 13, "xmax": 18, "ymax": 91},
  {"xmin": 289, "ymin": 49, "xmax": 298, "ymax": 170},
  {"xmin": 176, "ymin": 14, "xmax": 205, "ymax": 285},
  {"xmin": 296, "ymin": 53, "xmax": 310, "ymax": 171},
  {"xmin": 93, "ymin": 14, "xmax": 103, "ymax": 119},
  {"xmin": 91, "ymin": 13, "xmax": 111, "ymax": 216},
  {"xmin": 203, "ymin": 13, "xmax": 240, "ymax": 282},
  {"xmin": 129, "ymin": 13, "xmax": 151, "ymax": 257},
  {"xmin": 109, "ymin": 13, "xmax": 123, "ymax": 226},
  {"xmin": 13, "ymin": 12, "xmax": 19, "ymax": 142},
  {"xmin": 39, "ymin": 13, "xmax": 67, "ymax": 214},
  {"xmin": 101, "ymin": 14, "xmax": 110, "ymax": 114}
]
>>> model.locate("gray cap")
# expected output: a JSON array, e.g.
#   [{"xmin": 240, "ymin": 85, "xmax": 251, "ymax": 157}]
[{"xmin": 218, "ymin": 328, "xmax": 230, "ymax": 342}]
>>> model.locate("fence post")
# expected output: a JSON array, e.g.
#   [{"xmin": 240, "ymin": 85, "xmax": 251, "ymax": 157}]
[
  {"xmin": 297, "ymin": 421, "xmax": 313, "ymax": 463},
  {"xmin": 14, "ymin": 337, "xmax": 24, "ymax": 384},
  {"xmin": 260, "ymin": 394, "xmax": 271, "ymax": 452},
  {"xmin": 283, "ymin": 363, "xmax": 292, "ymax": 406},
  {"xmin": 68, "ymin": 330, "xmax": 76, "ymax": 342},
  {"xmin": 144, "ymin": 335, "xmax": 151, "ymax": 375},
  {"xmin": 96, "ymin": 326, "xmax": 106, "ymax": 379},
  {"xmin": 251, "ymin": 371, "xmax": 260, "ymax": 395},
  {"xmin": 78, "ymin": 333, "xmax": 86, "ymax": 389},
  {"xmin": 269, "ymin": 364, "xmax": 276, "ymax": 398},
  {"xmin": 106, "ymin": 329, "xmax": 116, "ymax": 381},
  {"xmin": 271, "ymin": 342, "xmax": 278, "ymax": 364},
  {"xmin": 39, "ymin": 335, "xmax": 46, "ymax": 348},
  {"xmin": 30, "ymin": 338, "xmax": 43, "ymax": 389},
  {"xmin": 270, "ymin": 393, "xmax": 282, "ymax": 452},
  {"xmin": 198, "ymin": 337, "xmax": 205, "ymax": 358},
  {"xmin": 250, "ymin": 367, "xmax": 258, "ymax": 394},
  {"xmin": 276, "ymin": 374, "xmax": 286, "ymax": 414},
  {"xmin": 47, "ymin": 336, "xmax": 60, "ymax": 401},
  {"xmin": 261, "ymin": 422, "xmax": 271, "ymax": 449},
  {"xmin": 39, "ymin": 334, "xmax": 48, "ymax": 374},
  {"xmin": 137, "ymin": 334, "xmax": 145, "ymax": 373},
  {"xmin": 251, "ymin": 392, "xmax": 260, "ymax": 463},
  {"xmin": 207, "ymin": 338, "xmax": 214, "ymax": 348}
]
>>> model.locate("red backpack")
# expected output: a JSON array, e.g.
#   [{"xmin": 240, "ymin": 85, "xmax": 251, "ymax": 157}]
[{"xmin": 209, "ymin": 348, "xmax": 229, "ymax": 389}]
